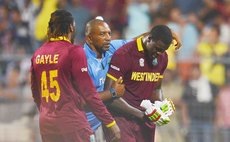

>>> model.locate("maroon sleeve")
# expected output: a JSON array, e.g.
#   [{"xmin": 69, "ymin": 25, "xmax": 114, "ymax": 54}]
[
  {"xmin": 70, "ymin": 46, "xmax": 115, "ymax": 126},
  {"xmin": 107, "ymin": 51, "xmax": 131, "ymax": 80},
  {"xmin": 30, "ymin": 56, "xmax": 41, "ymax": 109}
]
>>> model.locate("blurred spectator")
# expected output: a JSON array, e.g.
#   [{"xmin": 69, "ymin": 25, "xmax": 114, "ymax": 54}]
[
  {"xmin": 174, "ymin": 0, "xmax": 204, "ymax": 15},
  {"xmin": 0, "ymin": 4, "xmax": 13, "ymax": 54},
  {"xmin": 18, "ymin": 56, "xmax": 37, "ymax": 120},
  {"xmin": 215, "ymin": 65, "xmax": 230, "ymax": 142},
  {"xmin": 33, "ymin": 0, "xmax": 58, "ymax": 50},
  {"xmin": 81, "ymin": 0, "xmax": 101, "ymax": 16},
  {"xmin": 181, "ymin": 64, "xmax": 216, "ymax": 142},
  {"xmin": 211, "ymin": 0, "xmax": 230, "ymax": 20},
  {"xmin": 198, "ymin": 0, "xmax": 220, "ymax": 25},
  {"xmin": 101, "ymin": 0, "xmax": 128, "ymax": 36},
  {"xmin": 195, "ymin": 24, "xmax": 228, "ymax": 94},
  {"xmin": 124, "ymin": 0, "xmax": 151, "ymax": 38},
  {"xmin": 82, "ymin": 0, "xmax": 128, "ymax": 37},
  {"xmin": 149, "ymin": 0, "xmax": 175, "ymax": 23},
  {"xmin": 167, "ymin": 7, "xmax": 199, "ymax": 82},
  {"xmin": 0, "ymin": 61, "xmax": 21, "ymax": 122},
  {"xmin": 65, "ymin": 0, "xmax": 92, "ymax": 44},
  {"xmin": 10, "ymin": 8, "xmax": 33, "ymax": 54},
  {"xmin": 57, "ymin": 0, "xmax": 68, "ymax": 9},
  {"xmin": 20, "ymin": 0, "xmax": 39, "ymax": 47},
  {"xmin": 0, "ymin": 60, "xmax": 37, "ymax": 142},
  {"xmin": 213, "ymin": 14, "xmax": 230, "ymax": 46}
]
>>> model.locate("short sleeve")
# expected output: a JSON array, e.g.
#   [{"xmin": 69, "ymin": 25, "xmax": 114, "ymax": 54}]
[{"xmin": 107, "ymin": 51, "xmax": 131, "ymax": 81}]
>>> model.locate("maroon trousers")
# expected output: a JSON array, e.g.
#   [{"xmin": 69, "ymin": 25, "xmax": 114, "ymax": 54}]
[
  {"xmin": 41, "ymin": 128, "xmax": 94, "ymax": 142},
  {"xmin": 103, "ymin": 116, "xmax": 156, "ymax": 142}
]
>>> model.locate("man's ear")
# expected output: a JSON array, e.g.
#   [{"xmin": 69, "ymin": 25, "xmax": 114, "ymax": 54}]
[
  {"xmin": 147, "ymin": 35, "xmax": 152, "ymax": 41},
  {"xmin": 70, "ymin": 24, "xmax": 74, "ymax": 32},
  {"xmin": 86, "ymin": 35, "xmax": 93, "ymax": 43}
]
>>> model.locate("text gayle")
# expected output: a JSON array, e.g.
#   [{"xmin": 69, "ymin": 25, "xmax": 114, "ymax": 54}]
[{"xmin": 35, "ymin": 54, "xmax": 59, "ymax": 64}]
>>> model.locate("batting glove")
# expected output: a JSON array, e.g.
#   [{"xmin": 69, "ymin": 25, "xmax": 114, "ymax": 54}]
[
  {"xmin": 140, "ymin": 100, "xmax": 170, "ymax": 126},
  {"xmin": 154, "ymin": 98, "xmax": 175, "ymax": 117}
]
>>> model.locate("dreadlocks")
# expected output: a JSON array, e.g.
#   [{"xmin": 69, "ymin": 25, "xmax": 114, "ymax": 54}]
[{"xmin": 47, "ymin": 9, "xmax": 75, "ymax": 40}]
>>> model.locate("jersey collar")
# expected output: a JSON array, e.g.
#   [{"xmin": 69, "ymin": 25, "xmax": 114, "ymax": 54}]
[
  {"xmin": 136, "ymin": 36, "xmax": 144, "ymax": 52},
  {"xmin": 49, "ymin": 36, "xmax": 71, "ymax": 43}
]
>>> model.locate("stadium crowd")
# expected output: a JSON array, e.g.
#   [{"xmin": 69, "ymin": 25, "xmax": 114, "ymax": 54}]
[{"xmin": 0, "ymin": 0, "xmax": 230, "ymax": 142}]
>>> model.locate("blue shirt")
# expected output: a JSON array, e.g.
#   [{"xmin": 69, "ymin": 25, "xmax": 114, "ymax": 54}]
[{"xmin": 84, "ymin": 39, "xmax": 130, "ymax": 131}]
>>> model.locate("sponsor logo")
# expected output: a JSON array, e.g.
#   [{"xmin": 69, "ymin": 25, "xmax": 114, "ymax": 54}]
[
  {"xmin": 110, "ymin": 64, "xmax": 120, "ymax": 71},
  {"xmin": 99, "ymin": 77, "xmax": 105, "ymax": 86},
  {"xmin": 81, "ymin": 67, "xmax": 88, "ymax": 72},
  {"xmin": 131, "ymin": 72, "xmax": 163, "ymax": 82}
]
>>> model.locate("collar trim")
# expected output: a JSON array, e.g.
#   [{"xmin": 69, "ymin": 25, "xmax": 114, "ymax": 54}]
[
  {"xmin": 49, "ymin": 36, "xmax": 71, "ymax": 43},
  {"xmin": 137, "ymin": 37, "xmax": 144, "ymax": 51}
]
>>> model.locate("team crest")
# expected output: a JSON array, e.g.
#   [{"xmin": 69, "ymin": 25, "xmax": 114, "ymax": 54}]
[
  {"xmin": 139, "ymin": 58, "xmax": 144, "ymax": 67},
  {"xmin": 152, "ymin": 58, "xmax": 158, "ymax": 66}
]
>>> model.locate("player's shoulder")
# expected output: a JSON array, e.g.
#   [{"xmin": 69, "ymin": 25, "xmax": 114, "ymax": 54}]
[
  {"xmin": 69, "ymin": 45, "xmax": 86, "ymax": 57},
  {"xmin": 115, "ymin": 40, "xmax": 136, "ymax": 55},
  {"xmin": 159, "ymin": 52, "xmax": 168, "ymax": 65},
  {"xmin": 69, "ymin": 44, "xmax": 84, "ymax": 51},
  {"xmin": 110, "ymin": 39, "xmax": 131, "ymax": 46},
  {"xmin": 31, "ymin": 42, "xmax": 47, "ymax": 58},
  {"xmin": 108, "ymin": 39, "xmax": 131, "ymax": 53}
]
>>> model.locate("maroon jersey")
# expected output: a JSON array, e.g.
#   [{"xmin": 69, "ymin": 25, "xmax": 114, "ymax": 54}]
[
  {"xmin": 30, "ymin": 39, "xmax": 114, "ymax": 135},
  {"xmin": 107, "ymin": 37, "xmax": 168, "ymax": 110}
]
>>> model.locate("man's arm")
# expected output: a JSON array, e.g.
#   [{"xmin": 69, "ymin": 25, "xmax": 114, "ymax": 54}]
[
  {"xmin": 172, "ymin": 32, "xmax": 181, "ymax": 50},
  {"xmin": 30, "ymin": 58, "xmax": 41, "ymax": 109},
  {"xmin": 104, "ymin": 77, "xmax": 145, "ymax": 120},
  {"xmin": 99, "ymin": 77, "xmax": 125, "ymax": 101},
  {"xmin": 70, "ymin": 47, "xmax": 120, "ymax": 140},
  {"xmin": 108, "ymin": 97, "xmax": 145, "ymax": 120}
]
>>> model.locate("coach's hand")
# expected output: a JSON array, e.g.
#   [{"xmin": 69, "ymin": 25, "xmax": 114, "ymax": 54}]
[
  {"xmin": 109, "ymin": 123, "xmax": 121, "ymax": 142},
  {"xmin": 111, "ymin": 77, "xmax": 125, "ymax": 98}
]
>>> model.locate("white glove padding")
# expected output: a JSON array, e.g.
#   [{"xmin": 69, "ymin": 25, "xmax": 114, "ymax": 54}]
[
  {"xmin": 140, "ymin": 100, "xmax": 170, "ymax": 126},
  {"xmin": 141, "ymin": 100, "xmax": 161, "ymax": 122},
  {"xmin": 155, "ymin": 115, "xmax": 170, "ymax": 126},
  {"xmin": 154, "ymin": 98, "xmax": 175, "ymax": 117}
]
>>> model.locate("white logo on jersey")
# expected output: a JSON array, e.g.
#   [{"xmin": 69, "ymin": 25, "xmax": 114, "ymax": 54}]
[
  {"xmin": 99, "ymin": 77, "xmax": 105, "ymax": 86},
  {"xmin": 110, "ymin": 64, "xmax": 120, "ymax": 71},
  {"xmin": 139, "ymin": 58, "xmax": 144, "ymax": 67},
  {"xmin": 81, "ymin": 67, "xmax": 88, "ymax": 72}
]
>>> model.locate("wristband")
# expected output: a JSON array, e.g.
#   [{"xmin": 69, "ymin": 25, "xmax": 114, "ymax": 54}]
[
  {"xmin": 109, "ymin": 88, "xmax": 117, "ymax": 98},
  {"xmin": 106, "ymin": 120, "xmax": 116, "ymax": 128}
]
